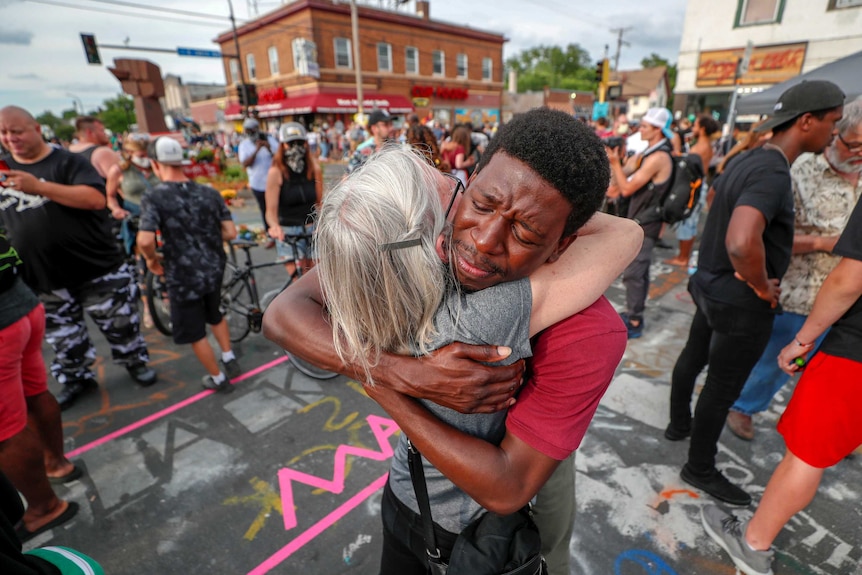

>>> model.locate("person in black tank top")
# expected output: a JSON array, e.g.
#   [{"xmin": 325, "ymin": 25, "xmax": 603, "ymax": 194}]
[
  {"xmin": 605, "ymin": 107, "xmax": 675, "ymax": 339},
  {"xmin": 264, "ymin": 123, "xmax": 323, "ymax": 276}
]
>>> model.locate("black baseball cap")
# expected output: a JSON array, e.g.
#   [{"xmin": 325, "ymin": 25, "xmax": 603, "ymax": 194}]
[
  {"xmin": 367, "ymin": 109, "xmax": 392, "ymax": 127},
  {"xmin": 755, "ymin": 80, "xmax": 845, "ymax": 132}
]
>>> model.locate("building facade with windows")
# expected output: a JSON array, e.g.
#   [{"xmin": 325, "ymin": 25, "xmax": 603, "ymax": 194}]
[
  {"xmin": 210, "ymin": 0, "xmax": 505, "ymax": 130},
  {"xmin": 674, "ymin": 0, "xmax": 862, "ymax": 121}
]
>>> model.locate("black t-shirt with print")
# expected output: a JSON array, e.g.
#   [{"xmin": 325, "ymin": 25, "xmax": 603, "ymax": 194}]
[
  {"xmin": 140, "ymin": 181, "xmax": 232, "ymax": 302},
  {"xmin": 0, "ymin": 149, "xmax": 121, "ymax": 293},
  {"xmin": 690, "ymin": 147, "xmax": 794, "ymax": 313},
  {"xmin": 819, "ymin": 197, "xmax": 862, "ymax": 363}
]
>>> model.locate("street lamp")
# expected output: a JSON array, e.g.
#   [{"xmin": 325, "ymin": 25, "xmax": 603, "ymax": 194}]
[{"xmin": 66, "ymin": 93, "xmax": 84, "ymax": 115}]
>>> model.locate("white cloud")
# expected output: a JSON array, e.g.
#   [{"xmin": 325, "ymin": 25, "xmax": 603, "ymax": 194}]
[{"xmin": 0, "ymin": 29, "xmax": 32, "ymax": 45}]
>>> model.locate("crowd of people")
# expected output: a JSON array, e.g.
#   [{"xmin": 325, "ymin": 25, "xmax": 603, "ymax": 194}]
[{"xmin": 2, "ymin": 82, "xmax": 861, "ymax": 575}]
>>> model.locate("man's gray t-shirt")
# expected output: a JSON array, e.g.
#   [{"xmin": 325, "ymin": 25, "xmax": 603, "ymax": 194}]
[{"xmin": 388, "ymin": 277, "xmax": 533, "ymax": 534}]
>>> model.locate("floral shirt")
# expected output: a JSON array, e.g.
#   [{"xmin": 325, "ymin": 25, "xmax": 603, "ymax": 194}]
[
  {"xmin": 781, "ymin": 153, "xmax": 862, "ymax": 315},
  {"xmin": 346, "ymin": 138, "xmax": 377, "ymax": 174}
]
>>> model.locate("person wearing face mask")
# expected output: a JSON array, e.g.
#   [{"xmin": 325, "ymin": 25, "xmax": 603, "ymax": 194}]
[
  {"xmin": 105, "ymin": 137, "xmax": 160, "ymax": 222},
  {"xmin": 264, "ymin": 122, "xmax": 323, "ymax": 276}
]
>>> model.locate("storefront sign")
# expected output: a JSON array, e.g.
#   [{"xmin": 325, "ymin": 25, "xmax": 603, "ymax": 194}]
[
  {"xmin": 258, "ymin": 87, "xmax": 286, "ymax": 104},
  {"xmin": 454, "ymin": 108, "xmax": 499, "ymax": 126},
  {"xmin": 411, "ymin": 85, "xmax": 469, "ymax": 100},
  {"xmin": 696, "ymin": 42, "xmax": 807, "ymax": 87}
]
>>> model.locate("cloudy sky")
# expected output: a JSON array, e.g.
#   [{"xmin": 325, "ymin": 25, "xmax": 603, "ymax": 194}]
[{"xmin": 0, "ymin": 0, "xmax": 686, "ymax": 116}]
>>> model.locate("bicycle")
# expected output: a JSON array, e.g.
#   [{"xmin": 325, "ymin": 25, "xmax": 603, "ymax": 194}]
[{"xmin": 146, "ymin": 233, "xmax": 338, "ymax": 380}]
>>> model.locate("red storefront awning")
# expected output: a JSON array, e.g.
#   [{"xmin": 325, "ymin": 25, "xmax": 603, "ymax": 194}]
[
  {"xmin": 224, "ymin": 92, "xmax": 413, "ymax": 120},
  {"xmin": 224, "ymin": 102, "xmax": 243, "ymax": 121}
]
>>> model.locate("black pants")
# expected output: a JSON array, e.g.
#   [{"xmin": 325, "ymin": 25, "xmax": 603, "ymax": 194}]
[
  {"xmin": 669, "ymin": 291, "xmax": 773, "ymax": 474},
  {"xmin": 379, "ymin": 480, "xmax": 458, "ymax": 575},
  {"xmin": 251, "ymin": 187, "xmax": 268, "ymax": 234}
]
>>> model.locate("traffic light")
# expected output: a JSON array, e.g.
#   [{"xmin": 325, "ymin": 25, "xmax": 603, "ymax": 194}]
[
  {"xmin": 595, "ymin": 58, "xmax": 609, "ymax": 103},
  {"xmin": 594, "ymin": 61, "xmax": 604, "ymax": 84},
  {"xmin": 245, "ymin": 83, "xmax": 258, "ymax": 106},
  {"xmin": 80, "ymin": 33, "xmax": 101, "ymax": 65},
  {"xmin": 237, "ymin": 84, "xmax": 246, "ymax": 107}
]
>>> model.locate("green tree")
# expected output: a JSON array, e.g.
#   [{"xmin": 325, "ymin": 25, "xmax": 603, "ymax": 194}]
[
  {"xmin": 505, "ymin": 44, "xmax": 596, "ymax": 92},
  {"xmin": 35, "ymin": 110, "xmax": 75, "ymax": 142},
  {"xmin": 640, "ymin": 53, "xmax": 678, "ymax": 107},
  {"xmin": 97, "ymin": 94, "xmax": 136, "ymax": 134}
]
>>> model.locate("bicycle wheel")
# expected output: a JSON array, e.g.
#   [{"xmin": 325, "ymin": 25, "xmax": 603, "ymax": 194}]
[
  {"xmin": 221, "ymin": 276, "xmax": 254, "ymax": 343},
  {"xmin": 145, "ymin": 271, "xmax": 173, "ymax": 337},
  {"xmin": 287, "ymin": 354, "xmax": 339, "ymax": 380}
]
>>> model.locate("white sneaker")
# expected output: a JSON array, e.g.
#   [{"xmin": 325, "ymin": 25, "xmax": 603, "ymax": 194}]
[{"xmin": 701, "ymin": 505, "xmax": 774, "ymax": 575}]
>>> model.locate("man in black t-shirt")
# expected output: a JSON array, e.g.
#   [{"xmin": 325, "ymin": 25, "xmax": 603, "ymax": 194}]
[
  {"xmin": 0, "ymin": 106, "xmax": 156, "ymax": 410},
  {"xmin": 138, "ymin": 137, "xmax": 240, "ymax": 393},
  {"xmin": 666, "ymin": 81, "xmax": 845, "ymax": 507}
]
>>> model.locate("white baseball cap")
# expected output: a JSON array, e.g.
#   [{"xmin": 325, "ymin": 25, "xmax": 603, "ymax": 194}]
[
  {"xmin": 641, "ymin": 108, "xmax": 674, "ymax": 139},
  {"xmin": 148, "ymin": 137, "xmax": 190, "ymax": 166},
  {"xmin": 242, "ymin": 117, "xmax": 260, "ymax": 131}
]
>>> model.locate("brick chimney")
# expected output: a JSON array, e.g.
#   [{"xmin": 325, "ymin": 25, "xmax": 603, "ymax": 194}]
[{"xmin": 416, "ymin": 0, "xmax": 430, "ymax": 20}]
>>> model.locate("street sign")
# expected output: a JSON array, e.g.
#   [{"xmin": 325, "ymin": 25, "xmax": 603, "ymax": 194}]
[
  {"xmin": 176, "ymin": 47, "xmax": 222, "ymax": 58},
  {"xmin": 738, "ymin": 40, "xmax": 755, "ymax": 76}
]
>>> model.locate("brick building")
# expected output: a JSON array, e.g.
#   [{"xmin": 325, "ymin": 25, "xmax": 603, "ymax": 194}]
[{"xmin": 209, "ymin": 0, "xmax": 505, "ymax": 131}]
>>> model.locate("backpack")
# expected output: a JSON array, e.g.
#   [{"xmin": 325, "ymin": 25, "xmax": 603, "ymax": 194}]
[{"xmin": 633, "ymin": 149, "xmax": 704, "ymax": 227}]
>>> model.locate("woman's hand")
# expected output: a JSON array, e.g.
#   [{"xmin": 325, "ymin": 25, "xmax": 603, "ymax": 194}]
[
  {"xmin": 268, "ymin": 225, "xmax": 285, "ymax": 241},
  {"xmin": 777, "ymin": 339, "xmax": 811, "ymax": 376}
]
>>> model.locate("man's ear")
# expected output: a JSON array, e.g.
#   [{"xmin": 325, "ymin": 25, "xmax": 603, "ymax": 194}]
[{"xmin": 545, "ymin": 233, "xmax": 577, "ymax": 264}]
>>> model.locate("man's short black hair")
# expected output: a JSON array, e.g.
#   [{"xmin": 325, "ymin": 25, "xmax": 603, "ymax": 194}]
[{"xmin": 477, "ymin": 107, "xmax": 609, "ymax": 237}]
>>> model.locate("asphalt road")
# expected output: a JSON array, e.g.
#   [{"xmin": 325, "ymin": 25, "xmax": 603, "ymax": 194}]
[{"xmin": 26, "ymin": 162, "xmax": 862, "ymax": 574}]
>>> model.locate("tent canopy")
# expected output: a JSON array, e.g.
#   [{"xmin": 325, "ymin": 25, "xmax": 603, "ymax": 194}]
[{"xmin": 736, "ymin": 49, "xmax": 862, "ymax": 115}]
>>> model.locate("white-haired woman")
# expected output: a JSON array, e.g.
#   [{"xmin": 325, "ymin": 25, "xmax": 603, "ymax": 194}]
[{"xmin": 264, "ymin": 122, "xmax": 322, "ymax": 275}]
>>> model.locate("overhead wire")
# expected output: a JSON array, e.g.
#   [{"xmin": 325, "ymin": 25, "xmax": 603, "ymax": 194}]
[{"xmin": 24, "ymin": 0, "xmax": 229, "ymax": 28}]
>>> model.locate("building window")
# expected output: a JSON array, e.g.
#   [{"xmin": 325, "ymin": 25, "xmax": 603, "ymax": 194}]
[
  {"xmin": 433, "ymin": 50, "xmax": 444, "ymax": 76},
  {"xmin": 829, "ymin": 0, "xmax": 862, "ymax": 8},
  {"xmin": 482, "ymin": 57, "xmax": 492, "ymax": 81},
  {"xmin": 456, "ymin": 53, "xmax": 468, "ymax": 78},
  {"xmin": 377, "ymin": 42, "xmax": 392, "ymax": 72},
  {"xmin": 405, "ymin": 46, "xmax": 419, "ymax": 74},
  {"xmin": 246, "ymin": 53, "xmax": 256, "ymax": 80},
  {"xmin": 735, "ymin": 0, "xmax": 785, "ymax": 26},
  {"xmin": 268, "ymin": 46, "xmax": 279, "ymax": 76},
  {"xmin": 334, "ymin": 37, "xmax": 352, "ymax": 69},
  {"xmin": 229, "ymin": 59, "xmax": 239, "ymax": 83}
]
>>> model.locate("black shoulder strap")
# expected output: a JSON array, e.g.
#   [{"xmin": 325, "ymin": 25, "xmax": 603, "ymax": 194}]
[
  {"xmin": 407, "ymin": 438, "xmax": 446, "ymax": 568},
  {"xmin": 75, "ymin": 145, "xmax": 98, "ymax": 163}
]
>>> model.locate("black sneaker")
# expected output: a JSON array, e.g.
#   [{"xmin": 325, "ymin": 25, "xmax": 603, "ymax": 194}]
[
  {"xmin": 681, "ymin": 464, "xmax": 751, "ymax": 506},
  {"xmin": 126, "ymin": 362, "xmax": 157, "ymax": 387},
  {"xmin": 56, "ymin": 378, "xmax": 99, "ymax": 411},
  {"xmin": 664, "ymin": 424, "xmax": 691, "ymax": 441},
  {"xmin": 202, "ymin": 375, "xmax": 234, "ymax": 394},
  {"xmin": 222, "ymin": 358, "xmax": 241, "ymax": 380}
]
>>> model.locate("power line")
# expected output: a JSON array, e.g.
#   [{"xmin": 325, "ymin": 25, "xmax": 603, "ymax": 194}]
[
  {"xmin": 24, "ymin": 0, "xmax": 229, "ymax": 28},
  {"xmin": 81, "ymin": 0, "xmax": 236, "ymax": 21}
]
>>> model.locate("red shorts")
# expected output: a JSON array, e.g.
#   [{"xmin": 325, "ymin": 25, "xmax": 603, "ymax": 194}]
[
  {"xmin": 777, "ymin": 351, "xmax": 862, "ymax": 468},
  {"xmin": 0, "ymin": 304, "xmax": 49, "ymax": 442}
]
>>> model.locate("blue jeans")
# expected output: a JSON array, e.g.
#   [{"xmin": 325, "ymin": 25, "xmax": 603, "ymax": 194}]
[{"xmin": 731, "ymin": 311, "xmax": 827, "ymax": 416}]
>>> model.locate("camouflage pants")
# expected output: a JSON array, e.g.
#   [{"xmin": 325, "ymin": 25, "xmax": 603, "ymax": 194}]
[{"xmin": 41, "ymin": 262, "xmax": 149, "ymax": 387}]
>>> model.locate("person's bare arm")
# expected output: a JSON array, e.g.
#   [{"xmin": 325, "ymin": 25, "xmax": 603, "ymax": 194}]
[
  {"xmin": 312, "ymin": 159, "xmax": 324, "ymax": 203},
  {"xmin": 778, "ymin": 256, "xmax": 862, "ymax": 373},
  {"xmin": 606, "ymin": 150, "xmax": 671, "ymax": 197},
  {"xmin": 365, "ymin": 381, "xmax": 558, "ymax": 514},
  {"xmin": 530, "ymin": 213, "xmax": 642, "ymax": 326},
  {"xmin": 264, "ymin": 167, "xmax": 284, "ymax": 241},
  {"xmin": 221, "ymin": 219, "xmax": 237, "ymax": 241},
  {"xmin": 90, "ymin": 147, "xmax": 120, "ymax": 180},
  {"xmin": 105, "ymin": 164, "xmax": 128, "ymax": 219},
  {"xmin": 6, "ymin": 170, "xmax": 105, "ymax": 209},
  {"xmin": 726, "ymin": 205, "xmax": 780, "ymax": 308},
  {"xmin": 137, "ymin": 230, "xmax": 164, "ymax": 276},
  {"xmin": 791, "ymin": 234, "xmax": 840, "ymax": 255},
  {"xmin": 263, "ymin": 270, "xmax": 525, "ymax": 413}
]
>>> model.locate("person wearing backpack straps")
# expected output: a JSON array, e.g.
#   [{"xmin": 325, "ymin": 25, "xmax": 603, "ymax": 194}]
[{"xmin": 605, "ymin": 107, "xmax": 674, "ymax": 339}]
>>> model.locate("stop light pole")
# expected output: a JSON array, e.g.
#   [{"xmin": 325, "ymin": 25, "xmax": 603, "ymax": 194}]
[{"xmin": 227, "ymin": 0, "xmax": 250, "ymax": 117}]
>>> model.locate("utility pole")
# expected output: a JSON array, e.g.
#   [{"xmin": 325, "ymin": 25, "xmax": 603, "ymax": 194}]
[
  {"xmin": 349, "ymin": 0, "xmax": 365, "ymax": 120},
  {"xmin": 610, "ymin": 26, "xmax": 632, "ymax": 72},
  {"xmin": 227, "ymin": 0, "xmax": 249, "ymax": 116}
]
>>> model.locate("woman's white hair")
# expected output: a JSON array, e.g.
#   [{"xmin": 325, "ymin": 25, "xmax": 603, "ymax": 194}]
[{"xmin": 315, "ymin": 144, "xmax": 450, "ymax": 384}]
